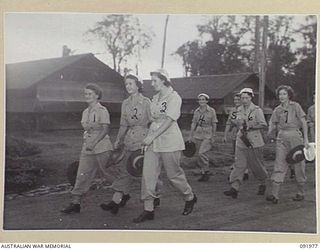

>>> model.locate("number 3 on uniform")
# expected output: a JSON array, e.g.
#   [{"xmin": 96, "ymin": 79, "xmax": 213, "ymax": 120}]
[{"xmin": 160, "ymin": 102, "xmax": 167, "ymax": 113}]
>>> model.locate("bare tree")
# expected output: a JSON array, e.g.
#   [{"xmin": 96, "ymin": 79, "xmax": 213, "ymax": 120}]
[{"xmin": 85, "ymin": 15, "xmax": 154, "ymax": 73}]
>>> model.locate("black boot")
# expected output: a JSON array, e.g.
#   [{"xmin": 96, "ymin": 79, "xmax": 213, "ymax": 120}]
[
  {"xmin": 119, "ymin": 194, "xmax": 131, "ymax": 207},
  {"xmin": 198, "ymin": 171, "xmax": 210, "ymax": 182},
  {"xmin": 133, "ymin": 210, "xmax": 154, "ymax": 223},
  {"xmin": 290, "ymin": 168, "xmax": 296, "ymax": 179},
  {"xmin": 292, "ymin": 194, "xmax": 304, "ymax": 201},
  {"xmin": 266, "ymin": 195, "xmax": 278, "ymax": 204},
  {"xmin": 154, "ymin": 198, "xmax": 160, "ymax": 208},
  {"xmin": 223, "ymin": 188, "xmax": 238, "ymax": 199},
  {"xmin": 243, "ymin": 173, "xmax": 249, "ymax": 181},
  {"xmin": 257, "ymin": 184, "xmax": 266, "ymax": 195},
  {"xmin": 60, "ymin": 203, "xmax": 80, "ymax": 214},
  {"xmin": 100, "ymin": 201, "xmax": 119, "ymax": 214},
  {"xmin": 182, "ymin": 195, "xmax": 197, "ymax": 215}
]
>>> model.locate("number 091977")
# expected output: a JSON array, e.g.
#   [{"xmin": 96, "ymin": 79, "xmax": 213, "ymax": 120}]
[{"xmin": 300, "ymin": 244, "xmax": 318, "ymax": 248}]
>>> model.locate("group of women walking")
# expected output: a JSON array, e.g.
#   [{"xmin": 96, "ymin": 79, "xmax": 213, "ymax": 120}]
[
  {"xmin": 61, "ymin": 69, "xmax": 197, "ymax": 223},
  {"xmin": 60, "ymin": 68, "xmax": 313, "ymax": 223}
]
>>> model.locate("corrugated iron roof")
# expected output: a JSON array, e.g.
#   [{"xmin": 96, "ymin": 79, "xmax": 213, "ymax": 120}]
[
  {"xmin": 37, "ymin": 80, "xmax": 126, "ymax": 103},
  {"xmin": 6, "ymin": 53, "xmax": 121, "ymax": 89},
  {"xmin": 143, "ymin": 73, "xmax": 259, "ymax": 99}
]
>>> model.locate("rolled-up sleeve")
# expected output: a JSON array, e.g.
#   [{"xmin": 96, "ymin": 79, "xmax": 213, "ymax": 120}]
[
  {"xmin": 191, "ymin": 111, "xmax": 197, "ymax": 125},
  {"xmin": 270, "ymin": 109, "xmax": 279, "ymax": 125},
  {"xmin": 295, "ymin": 103, "xmax": 306, "ymax": 119},
  {"xmin": 99, "ymin": 108, "xmax": 110, "ymax": 124},
  {"xmin": 166, "ymin": 95, "xmax": 182, "ymax": 121},
  {"xmin": 211, "ymin": 109, "xmax": 218, "ymax": 124},
  {"xmin": 255, "ymin": 108, "xmax": 267, "ymax": 127}
]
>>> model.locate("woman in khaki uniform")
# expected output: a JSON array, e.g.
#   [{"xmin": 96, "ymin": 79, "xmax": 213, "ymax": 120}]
[
  {"xmin": 133, "ymin": 69, "xmax": 197, "ymax": 223},
  {"xmin": 99, "ymin": 74, "xmax": 161, "ymax": 215},
  {"xmin": 187, "ymin": 93, "xmax": 218, "ymax": 182},
  {"xmin": 61, "ymin": 83, "xmax": 113, "ymax": 214},
  {"xmin": 267, "ymin": 85, "xmax": 309, "ymax": 204},
  {"xmin": 224, "ymin": 93, "xmax": 249, "ymax": 181},
  {"xmin": 224, "ymin": 88, "xmax": 268, "ymax": 199}
]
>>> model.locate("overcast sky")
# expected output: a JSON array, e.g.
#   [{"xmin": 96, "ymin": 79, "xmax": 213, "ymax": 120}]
[{"xmin": 5, "ymin": 13, "xmax": 311, "ymax": 79}]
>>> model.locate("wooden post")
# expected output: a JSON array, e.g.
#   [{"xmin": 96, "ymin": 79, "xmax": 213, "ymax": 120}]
[
  {"xmin": 259, "ymin": 15, "xmax": 268, "ymax": 109},
  {"xmin": 253, "ymin": 16, "xmax": 260, "ymax": 73},
  {"xmin": 161, "ymin": 15, "xmax": 170, "ymax": 68}
]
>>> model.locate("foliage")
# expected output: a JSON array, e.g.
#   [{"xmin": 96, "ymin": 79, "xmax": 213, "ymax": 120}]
[
  {"xmin": 85, "ymin": 15, "xmax": 154, "ymax": 73},
  {"xmin": 174, "ymin": 16, "xmax": 256, "ymax": 76},
  {"xmin": 174, "ymin": 15, "xmax": 316, "ymax": 108},
  {"xmin": 6, "ymin": 136, "xmax": 41, "ymax": 158}
]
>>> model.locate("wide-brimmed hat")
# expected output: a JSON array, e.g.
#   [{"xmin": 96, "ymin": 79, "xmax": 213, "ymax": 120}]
[
  {"xmin": 304, "ymin": 142, "xmax": 316, "ymax": 162},
  {"xmin": 183, "ymin": 141, "xmax": 197, "ymax": 158},
  {"xmin": 127, "ymin": 149, "xmax": 144, "ymax": 177},
  {"xmin": 67, "ymin": 161, "xmax": 79, "ymax": 186},
  {"xmin": 107, "ymin": 146, "xmax": 126, "ymax": 166},
  {"xmin": 286, "ymin": 145, "xmax": 305, "ymax": 164}
]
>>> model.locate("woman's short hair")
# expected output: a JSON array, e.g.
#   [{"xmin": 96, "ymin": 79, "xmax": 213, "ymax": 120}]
[
  {"xmin": 125, "ymin": 74, "xmax": 143, "ymax": 92},
  {"xmin": 85, "ymin": 83, "xmax": 103, "ymax": 100},
  {"xmin": 276, "ymin": 85, "xmax": 294, "ymax": 100}
]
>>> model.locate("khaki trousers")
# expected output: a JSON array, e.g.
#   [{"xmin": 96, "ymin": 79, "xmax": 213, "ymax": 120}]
[
  {"xmin": 194, "ymin": 138, "xmax": 213, "ymax": 173},
  {"xmin": 271, "ymin": 130, "xmax": 306, "ymax": 199},
  {"xmin": 141, "ymin": 150, "xmax": 194, "ymax": 211},
  {"xmin": 230, "ymin": 146, "xmax": 268, "ymax": 191},
  {"xmin": 110, "ymin": 150, "xmax": 163, "ymax": 204},
  {"xmin": 71, "ymin": 151, "xmax": 111, "ymax": 204}
]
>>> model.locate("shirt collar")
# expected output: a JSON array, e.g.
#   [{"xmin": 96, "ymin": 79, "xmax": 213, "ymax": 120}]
[
  {"xmin": 239, "ymin": 102, "xmax": 256, "ymax": 113},
  {"xmin": 279, "ymin": 100, "xmax": 294, "ymax": 109},
  {"xmin": 129, "ymin": 93, "xmax": 144, "ymax": 104},
  {"xmin": 88, "ymin": 102, "xmax": 102, "ymax": 111},
  {"xmin": 156, "ymin": 86, "xmax": 174, "ymax": 102},
  {"xmin": 196, "ymin": 105, "xmax": 210, "ymax": 113}
]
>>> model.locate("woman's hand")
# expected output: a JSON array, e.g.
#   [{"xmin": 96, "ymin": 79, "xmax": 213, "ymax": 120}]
[
  {"xmin": 114, "ymin": 140, "xmax": 122, "ymax": 149},
  {"xmin": 85, "ymin": 142, "xmax": 96, "ymax": 151},
  {"xmin": 142, "ymin": 135, "xmax": 155, "ymax": 146},
  {"xmin": 304, "ymin": 139, "xmax": 310, "ymax": 149}
]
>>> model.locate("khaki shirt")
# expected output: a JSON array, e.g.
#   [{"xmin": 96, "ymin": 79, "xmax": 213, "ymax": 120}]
[
  {"xmin": 192, "ymin": 105, "xmax": 218, "ymax": 140},
  {"xmin": 226, "ymin": 106, "xmax": 239, "ymax": 140},
  {"xmin": 235, "ymin": 103, "xmax": 267, "ymax": 148},
  {"xmin": 120, "ymin": 93, "xmax": 151, "ymax": 151},
  {"xmin": 81, "ymin": 102, "xmax": 113, "ymax": 155},
  {"xmin": 270, "ymin": 101, "xmax": 306, "ymax": 130},
  {"xmin": 307, "ymin": 104, "xmax": 315, "ymax": 128},
  {"xmin": 149, "ymin": 87, "xmax": 185, "ymax": 152}
]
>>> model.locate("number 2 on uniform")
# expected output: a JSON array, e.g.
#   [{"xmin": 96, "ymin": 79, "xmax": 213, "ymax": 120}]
[
  {"xmin": 160, "ymin": 102, "xmax": 167, "ymax": 113},
  {"xmin": 131, "ymin": 107, "xmax": 138, "ymax": 120}
]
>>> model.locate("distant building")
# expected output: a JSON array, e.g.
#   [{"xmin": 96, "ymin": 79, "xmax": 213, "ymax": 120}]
[
  {"xmin": 6, "ymin": 53, "xmax": 125, "ymax": 131},
  {"xmin": 143, "ymin": 73, "xmax": 276, "ymax": 129}
]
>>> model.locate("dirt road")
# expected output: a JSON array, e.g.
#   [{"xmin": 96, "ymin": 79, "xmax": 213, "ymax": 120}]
[{"xmin": 4, "ymin": 162, "xmax": 316, "ymax": 233}]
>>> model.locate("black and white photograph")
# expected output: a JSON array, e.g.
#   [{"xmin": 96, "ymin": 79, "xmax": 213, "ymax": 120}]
[{"xmin": 3, "ymin": 13, "xmax": 317, "ymax": 233}]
